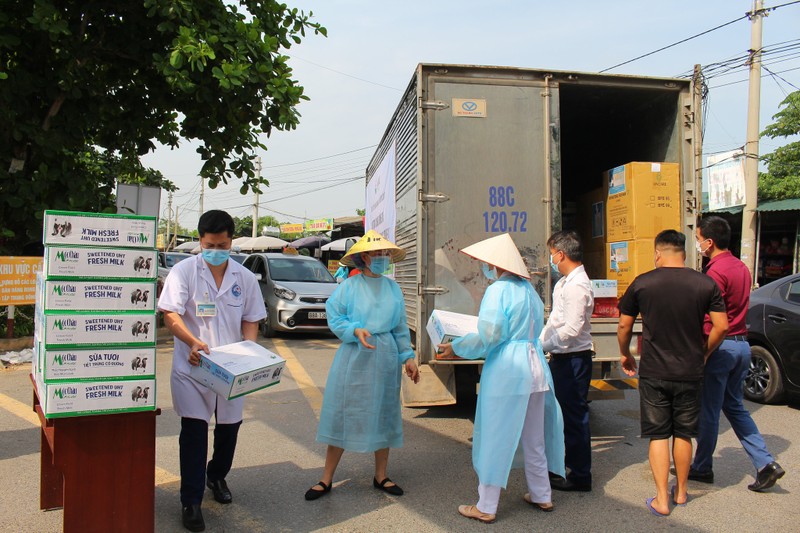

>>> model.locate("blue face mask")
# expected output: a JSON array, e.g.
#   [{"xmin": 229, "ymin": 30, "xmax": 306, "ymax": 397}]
[
  {"xmin": 369, "ymin": 256, "xmax": 390, "ymax": 274},
  {"xmin": 549, "ymin": 252, "xmax": 561, "ymax": 274},
  {"xmin": 202, "ymin": 248, "xmax": 230, "ymax": 266},
  {"xmin": 481, "ymin": 262, "xmax": 498, "ymax": 280}
]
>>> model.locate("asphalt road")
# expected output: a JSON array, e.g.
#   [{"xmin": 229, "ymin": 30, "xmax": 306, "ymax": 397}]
[{"xmin": 1, "ymin": 333, "xmax": 797, "ymax": 532}]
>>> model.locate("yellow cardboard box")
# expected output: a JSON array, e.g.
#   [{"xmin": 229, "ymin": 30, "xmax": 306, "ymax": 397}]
[
  {"xmin": 606, "ymin": 162, "xmax": 680, "ymax": 242},
  {"xmin": 607, "ymin": 240, "xmax": 656, "ymax": 297}
]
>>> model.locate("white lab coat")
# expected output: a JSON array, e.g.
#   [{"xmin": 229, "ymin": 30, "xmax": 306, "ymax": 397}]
[{"xmin": 158, "ymin": 254, "xmax": 267, "ymax": 423}]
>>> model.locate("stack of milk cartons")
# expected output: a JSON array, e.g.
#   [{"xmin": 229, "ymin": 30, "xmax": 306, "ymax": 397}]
[{"xmin": 33, "ymin": 210, "xmax": 159, "ymax": 418}]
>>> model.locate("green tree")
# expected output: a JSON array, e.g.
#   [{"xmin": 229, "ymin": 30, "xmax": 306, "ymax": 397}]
[
  {"xmin": 759, "ymin": 90, "xmax": 800, "ymax": 201},
  {"xmin": 233, "ymin": 215, "xmax": 283, "ymax": 237},
  {"xmin": 0, "ymin": 1, "xmax": 325, "ymax": 254},
  {"xmin": 355, "ymin": 208, "xmax": 366, "ymax": 216}
]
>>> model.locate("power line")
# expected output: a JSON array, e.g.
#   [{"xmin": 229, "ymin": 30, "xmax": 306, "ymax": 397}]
[
  {"xmin": 709, "ymin": 65, "xmax": 800, "ymax": 88},
  {"xmin": 600, "ymin": 15, "xmax": 748, "ymax": 73},
  {"xmin": 602, "ymin": 1, "xmax": 800, "ymax": 74},
  {"xmin": 262, "ymin": 144, "xmax": 376, "ymax": 169},
  {"xmin": 286, "ymin": 54, "xmax": 404, "ymax": 92},
  {"xmin": 763, "ymin": 65, "xmax": 800, "ymax": 92}
]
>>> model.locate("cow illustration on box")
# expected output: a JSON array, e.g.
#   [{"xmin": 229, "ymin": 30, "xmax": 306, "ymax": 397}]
[
  {"xmin": 133, "ymin": 256, "xmax": 153, "ymax": 275},
  {"xmin": 51, "ymin": 219, "xmax": 72, "ymax": 237},
  {"xmin": 131, "ymin": 321, "xmax": 151, "ymax": 338},
  {"xmin": 130, "ymin": 289, "xmax": 150, "ymax": 307},
  {"xmin": 131, "ymin": 356, "xmax": 148, "ymax": 372},
  {"xmin": 131, "ymin": 386, "xmax": 150, "ymax": 402}
]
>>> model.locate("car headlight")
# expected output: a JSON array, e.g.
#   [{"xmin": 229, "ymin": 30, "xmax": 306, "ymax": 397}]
[{"xmin": 273, "ymin": 285, "xmax": 296, "ymax": 301}]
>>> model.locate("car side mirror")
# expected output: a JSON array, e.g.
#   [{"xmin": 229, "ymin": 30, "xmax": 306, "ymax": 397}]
[{"xmin": 253, "ymin": 273, "xmax": 262, "ymax": 281}]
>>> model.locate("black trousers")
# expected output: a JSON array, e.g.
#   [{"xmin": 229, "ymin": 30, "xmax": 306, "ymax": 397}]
[{"xmin": 179, "ymin": 417, "xmax": 242, "ymax": 506}]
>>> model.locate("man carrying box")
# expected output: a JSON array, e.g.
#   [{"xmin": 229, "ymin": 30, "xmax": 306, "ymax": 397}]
[{"xmin": 159, "ymin": 210, "xmax": 267, "ymax": 532}]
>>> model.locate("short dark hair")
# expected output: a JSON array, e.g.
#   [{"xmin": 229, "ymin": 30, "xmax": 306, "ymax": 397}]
[
  {"xmin": 198, "ymin": 210, "xmax": 235, "ymax": 237},
  {"xmin": 654, "ymin": 229, "xmax": 685, "ymax": 253},
  {"xmin": 698, "ymin": 216, "xmax": 731, "ymax": 250},
  {"xmin": 546, "ymin": 230, "xmax": 583, "ymax": 262}
]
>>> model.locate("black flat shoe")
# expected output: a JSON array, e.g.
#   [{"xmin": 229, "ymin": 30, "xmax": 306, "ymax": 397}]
[
  {"xmin": 206, "ymin": 478, "xmax": 232, "ymax": 504},
  {"xmin": 182, "ymin": 504, "xmax": 205, "ymax": 532},
  {"xmin": 550, "ymin": 477, "xmax": 591, "ymax": 492},
  {"xmin": 305, "ymin": 481, "xmax": 331, "ymax": 501},
  {"xmin": 373, "ymin": 477, "xmax": 404, "ymax": 496},
  {"xmin": 670, "ymin": 466, "xmax": 714, "ymax": 484},
  {"xmin": 748, "ymin": 461, "xmax": 785, "ymax": 492}
]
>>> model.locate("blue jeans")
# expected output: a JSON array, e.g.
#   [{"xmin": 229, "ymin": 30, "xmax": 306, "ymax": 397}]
[
  {"xmin": 692, "ymin": 339, "xmax": 774, "ymax": 474},
  {"xmin": 550, "ymin": 353, "xmax": 592, "ymax": 484}
]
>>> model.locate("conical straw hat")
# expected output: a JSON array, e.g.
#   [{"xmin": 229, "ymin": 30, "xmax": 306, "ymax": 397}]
[
  {"xmin": 460, "ymin": 233, "xmax": 530, "ymax": 279},
  {"xmin": 340, "ymin": 230, "xmax": 406, "ymax": 267}
]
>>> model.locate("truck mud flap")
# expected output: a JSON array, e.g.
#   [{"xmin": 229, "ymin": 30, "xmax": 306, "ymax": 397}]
[{"xmin": 400, "ymin": 364, "xmax": 456, "ymax": 407}]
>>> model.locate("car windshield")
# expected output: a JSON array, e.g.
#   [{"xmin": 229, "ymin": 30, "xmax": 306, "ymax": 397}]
[
  {"xmin": 166, "ymin": 253, "xmax": 191, "ymax": 267},
  {"xmin": 267, "ymin": 258, "xmax": 335, "ymax": 283},
  {"xmin": 230, "ymin": 254, "xmax": 247, "ymax": 264}
]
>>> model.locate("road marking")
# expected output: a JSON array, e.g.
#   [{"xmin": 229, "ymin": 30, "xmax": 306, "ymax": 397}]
[
  {"xmin": 270, "ymin": 338, "xmax": 323, "ymax": 419},
  {"xmin": 1, "ymin": 392, "xmax": 183, "ymax": 487},
  {"xmin": 0, "ymin": 392, "xmax": 40, "ymax": 426}
]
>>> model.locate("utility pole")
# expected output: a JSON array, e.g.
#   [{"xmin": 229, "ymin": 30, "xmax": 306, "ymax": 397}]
[
  {"xmin": 199, "ymin": 176, "xmax": 205, "ymax": 217},
  {"xmin": 252, "ymin": 157, "xmax": 262, "ymax": 238},
  {"xmin": 172, "ymin": 205, "xmax": 179, "ymax": 249},
  {"xmin": 741, "ymin": 0, "xmax": 765, "ymax": 288},
  {"xmin": 166, "ymin": 191, "xmax": 173, "ymax": 251}
]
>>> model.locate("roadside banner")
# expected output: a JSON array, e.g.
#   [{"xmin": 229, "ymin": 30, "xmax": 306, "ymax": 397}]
[
  {"xmin": 366, "ymin": 141, "xmax": 397, "ymax": 242},
  {"xmin": 304, "ymin": 218, "xmax": 334, "ymax": 232},
  {"xmin": 707, "ymin": 149, "xmax": 746, "ymax": 211},
  {"xmin": 280, "ymin": 223, "xmax": 304, "ymax": 235},
  {"xmin": 0, "ymin": 257, "xmax": 42, "ymax": 305}
]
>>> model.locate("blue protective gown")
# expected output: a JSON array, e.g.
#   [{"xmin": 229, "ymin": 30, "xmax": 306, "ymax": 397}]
[
  {"xmin": 452, "ymin": 273, "xmax": 566, "ymax": 488},
  {"xmin": 316, "ymin": 274, "xmax": 415, "ymax": 452}
]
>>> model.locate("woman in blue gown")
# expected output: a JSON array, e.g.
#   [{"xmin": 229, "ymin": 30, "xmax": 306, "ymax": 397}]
[
  {"xmin": 438, "ymin": 233, "xmax": 565, "ymax": 523},
  {"xmin": 305, "ymin": 230, "xmax": 420, "ymax": 500}
]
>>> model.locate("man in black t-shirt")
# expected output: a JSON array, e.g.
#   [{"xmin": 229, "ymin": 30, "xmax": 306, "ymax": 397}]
[{"xmin": 617, "ymin": 230, "xmax": 728, "ymax": 517}]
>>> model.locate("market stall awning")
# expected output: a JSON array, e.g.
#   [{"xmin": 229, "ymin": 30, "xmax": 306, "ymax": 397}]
[{"xmin": 756, "ymin": 198, "xmax": 800, "ymax": 212}]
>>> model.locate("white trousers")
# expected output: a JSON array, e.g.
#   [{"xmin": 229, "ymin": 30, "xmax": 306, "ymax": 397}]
[{"xmin": 477, "ymin": 391, "xmax": 550, "ymax": 514}]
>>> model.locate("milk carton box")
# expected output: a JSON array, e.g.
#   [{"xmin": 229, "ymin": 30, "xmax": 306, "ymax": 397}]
[
  {"xmin": 43, "ymin": 246, "xmax": 157, "ymax": 280},
  {"xmin": 426, "ymin": 309, "xmax": 479, "ymax": 360},
  {"xmin": 43, "ymin": 210, "xmax": 157, "ymax": 249},
  {"xmin": 37, "ymin": 342, "xmax": 156, "ymax": 382},
  {"xmin": 190, "ymin": 340, "xmax": 285, "ymax": 400},
  {"xmin": 590, "ymin": 280, "xmax": 618, "ymax": 298},
  {"xmin": 37, "ymin": 275, "xmax": 157, "ymax": 312},
  {"xmin": 34, "ymin": 374, "xmax": 156, "ymax": 418},
  {"xmin": 36, "ymin": 309, "xmax": 157, "ymax": 348}
]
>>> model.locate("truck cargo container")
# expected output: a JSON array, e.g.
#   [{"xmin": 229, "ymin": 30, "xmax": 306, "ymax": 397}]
[{"xmin": 364, "ymin": 64, "xmax": 702, "ymax": 405}]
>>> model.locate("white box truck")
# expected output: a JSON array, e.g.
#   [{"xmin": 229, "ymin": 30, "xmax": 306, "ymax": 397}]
[{"xmin": 364, "ymin": 64, "xmax": 703, "ymax": 406}]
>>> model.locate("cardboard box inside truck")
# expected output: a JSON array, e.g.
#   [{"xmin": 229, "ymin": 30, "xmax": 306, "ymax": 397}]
[
  {"xmin": 607, "ymin": 240, "xmax": 656, "ymax": 297},
  {"xmin": 605, "ymin": 162, "xmax": 681, "ymax": 242}
]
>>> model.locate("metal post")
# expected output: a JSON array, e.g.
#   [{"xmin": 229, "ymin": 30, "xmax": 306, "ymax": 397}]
[
  {"xmin": 740, "ymin": 0, "xmax": 765, "ymax": 288},
  {"xmin": 166, "ymin": 191, "xmax": 173, "ymax": 251},
  {"xmin": 252, "ymin": 157, "xmax": 262, "ymax": 238},
  {"xmin": 542, "ymin": 74, "xmax": 554, "ymax": 312},
  {"xmin": 6, "ymin": 305, "xmax": 14, "ymax": 338}
]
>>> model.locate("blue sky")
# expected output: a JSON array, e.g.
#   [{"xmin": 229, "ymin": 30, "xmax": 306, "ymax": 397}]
[{"xmin": 142, "ymin": 0, "xmax": 800, "ymax": 231}]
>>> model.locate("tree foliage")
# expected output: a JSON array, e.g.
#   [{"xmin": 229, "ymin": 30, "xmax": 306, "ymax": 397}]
[
  {"xmin": 233, "ymin": 215, "xmax": 285, "ymax": 238},
  {"xmin": 759, "ymin": 90, "xmax": 800, "ymax": 201},
  {"xmin": 0, "ymin": 1, "xmax": 325, "ymax": 254}
]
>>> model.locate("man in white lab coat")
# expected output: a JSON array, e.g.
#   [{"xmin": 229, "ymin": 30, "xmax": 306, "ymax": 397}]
[{"xmin": 159, "ymin": 210, "xmax": 267, "ymax": 532}]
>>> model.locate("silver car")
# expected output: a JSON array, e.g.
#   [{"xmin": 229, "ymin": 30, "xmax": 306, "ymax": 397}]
[{"xmin": 242, "ymin": 253, "xmax": 338, "ymax": 337}]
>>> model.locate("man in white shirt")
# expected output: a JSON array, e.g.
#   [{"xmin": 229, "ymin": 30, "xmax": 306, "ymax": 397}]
[
  {"xmin": 540, "ymin": 230, "xmax": 594, "ymax": 491},
  {"xmin": 159, "ymin": 210, "xmax": 267, "ymax": 532}
]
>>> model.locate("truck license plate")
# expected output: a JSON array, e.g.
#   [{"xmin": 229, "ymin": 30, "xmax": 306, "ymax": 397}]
[{"xmin": 308, "ymin": 312, "xmax": 326, "ymax": 319}]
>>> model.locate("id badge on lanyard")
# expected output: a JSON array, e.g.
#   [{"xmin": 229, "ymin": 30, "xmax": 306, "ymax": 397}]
[{"xmin": 196, "ymin": 291, "xmax": 217, "ymax": 317}]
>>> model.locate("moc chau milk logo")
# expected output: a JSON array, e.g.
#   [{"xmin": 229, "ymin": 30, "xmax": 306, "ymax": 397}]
[
  {"xmin": 127, "ymin": 232, "xmax": 149, "ymax": 245},
  {"xmin": 52, "ymin": 318, "xmax": 78, "ymax": 331},
  {"xmin": 52, "ymin": 353, "xmax": 77, "ymax": 366},
  {"xmin": 55, "ymin": 250, "xmax": 80, "ymax": 262},
  {"xmin": 52, "ymin": 284, "xmax": 76, "ymax": 296},
  {"xmin": 53, "ymin": 386, "xmax": 78, "ymax": 400}
]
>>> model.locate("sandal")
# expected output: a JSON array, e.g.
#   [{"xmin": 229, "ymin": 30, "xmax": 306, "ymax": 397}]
[
  {"xmin": 373, "ymin": 477, "xmax": 404, "ymax": 496},
  {"xmin": 304, "ymin": 481, "xmax": 331, "ymax": 501},
  {"xmin": 523, "ymin": 493, "xmax": 554, "ymax": 512},
  {"xmin": 458, "ymin": 504, "xmax": 496, "ymax": 524}
]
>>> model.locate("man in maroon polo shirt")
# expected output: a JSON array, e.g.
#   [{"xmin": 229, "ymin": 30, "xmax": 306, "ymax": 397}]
[{"xmin": 688, "ymin": 216, "xmax": 785, "ymax": 492}]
